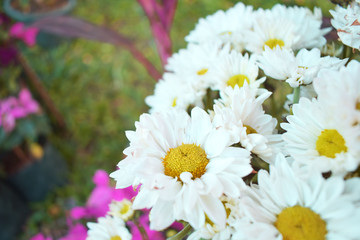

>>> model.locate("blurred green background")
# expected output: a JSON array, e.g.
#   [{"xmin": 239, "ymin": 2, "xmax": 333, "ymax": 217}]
[{"xmin": 17, "ymin": 0, "xmax": 335, "ymax": 238}]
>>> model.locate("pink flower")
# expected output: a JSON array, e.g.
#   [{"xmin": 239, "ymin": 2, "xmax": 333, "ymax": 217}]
[
  {"xmin": 30, "ymin": 233, "xmax": 52, "ymax": 240},
  {"xmin": 11, "ymin": 88, "xmax": 39, "ymax": 118},
  {"xmin": 59, "ymin": 223, "xmax": 87, "ymax": 240},
  {"xmin": 70, "ymin": 170, "xmax": 137, "ymax": 220},
  {"xmin": 69, "ymin": 206, "xmax": 88, "ymax": 220},
  {"xmin": 92, "ymin": 169, "xmax": 109, "ymax": 186},
  {"xmin": 9, "ymin": 22, "xmax": 38, "ymax": 47},
  {"xmin": 0, "ymin": 97, "xmax": 17, "ymax": 132}
]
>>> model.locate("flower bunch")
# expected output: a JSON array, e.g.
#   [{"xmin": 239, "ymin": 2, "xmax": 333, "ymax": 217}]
[
  {"xmin": 31, "ymin": 170, "xmax": 183, "ymax": 240},
  {"xmin": 110, "ymin": 2, "xmax": 360, "ymax": 240},
  {"xmin": 0, "ymin": 88, "xmax": 39, "ymax": 132}
]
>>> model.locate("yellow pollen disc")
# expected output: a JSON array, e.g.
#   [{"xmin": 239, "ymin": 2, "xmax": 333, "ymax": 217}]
[
  {"xmin": 244, "ymin": 125, "xmax": 257, "ymax": 135},
  {"xmin": 120, "ymin": 203, "xmax": 130, "ymax": 215},
  {"xmin": 356, "ymin": 101, "xmax": 360, "ymax": 110},
  {"xmin": 172, "ymin": 97, "xmax": 177, "ymax": 107},
  {"xmin": 227, "ymin": 74, "xmax": 249, "ymax": 88},
  {"xmin": 316, "ymin": 129, "xmax": 347, "ymax": 158},
  {"xmin": 110, "ymin": 236, "xmax": 122, "ymax": 240},
  {"xmin": 163, "ymin": 143, "xmax": 209, "ymax": 180},
  {"xmin": 197, "ymin": 68, "xmax": 208, "ymax": 75},
  {"xmin": 263, "ymin": 38, "xmax": 285, "ymax": 50},
  {"xmin": 275, "ymin": 205, "xmax": 327, "ymax": 240}
]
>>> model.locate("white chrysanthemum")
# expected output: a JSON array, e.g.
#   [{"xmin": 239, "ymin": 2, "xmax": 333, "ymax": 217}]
[
  {"xmin": 330, "ymin": 2, "xmax": 360, "ymax": 50},
  {"xmin": 110, "ymin": 107, "xmax": 252, "ymax": 230},
  {"xmin": 207, "ymin": 49, "xmax": 266, "ymax": 94},
  {"xmin": 108, "ymin": 199, "xmax": 134, "ymax": 222},
  {"xmin": 145, "ymin": 73, "xmax": 204, "ymax": 113},
  {"xmin": 281, "ymin": 97, "xmax": 360, "ymax": 176},
  {"xmin": 187, "ymin": 196, "xmax": 243, "ymax": 240},
  {"xmin": 212, "ymin": 85, "xmax": 282, "ymax": 164},
  {"xmin": 313, "ymin": 60, "xmax": 360, "ymax": 126},
  {"xmin": 245, "ymin": 4, "xmax": 329, "ymax": 54},
  {"xmin": 258, "ymin": 47, "xmax": 347, "ymax": 87},
  {"xmin": 87, "ymin": 215, "xmax": 132, "ymax": 240},
  {"xmin": 235, "ymin": 156, "xmax": 360, "ymax": 240},
  {"xmin": 165, "ymin": 41, "xmax": 225, "ymax": 92},
  {"xmin": 185, "ymin": 2, "xmax": 254, "ymax": 51}
]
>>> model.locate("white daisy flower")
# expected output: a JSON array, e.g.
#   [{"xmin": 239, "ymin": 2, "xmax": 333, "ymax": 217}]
[
  {"xmin": 87, "ymin": 215, "xmax": 132, "ymax": 240},
  {"xmin": 110, "ymin": 107, "xmax": 252, "ymax": 230},
  {"xmin": 108, "ymin": 199, "xmax": 134, "ymax": 222},
  {"xmin": 236, "ymin": 155, "xmax": 360, "ymax": 240},
  {"xmin": 313, "ymin": 60, "xmax": 360, "ymax": 126},
  {"xmin": 330, "ymin": 2, "xmax": 360, "ymax": 50},
  {"xmin": 281, "ymin": 97, "xmax": 360, "ymax": 176},
  {"xmin": 213, "ymin": 85, "xmax": 282, "ymax": 164},
  {"xmin": 185, "ymin": 2, "xmax": 254, "ymax": 51},
  {"xmin": 187, "ymin": 195, "xmax": 242, "ymax": 240},
  {"xmin": 145, "ymin": 72, "xmax": 204, "ymax": 113},
  {"xmin": 258, "ymin": 47, "xmax": 347, "ymax": 88},
  {"xmin": 245, "ymin": 4, "xmax": 329, "ymax": 54},
  {"xmin": 207, "ymin": 49, "xmax": 266, "ymax": 94},
  {"xmin": 165, "ymin": 41, "xmax": 226, "ymax": 92}
]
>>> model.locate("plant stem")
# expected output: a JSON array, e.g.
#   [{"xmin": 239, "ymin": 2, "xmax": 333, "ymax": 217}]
[
  {"xmin": 133, "ymin": 218, "xmax": 149, "ymax": 240},
  {"xmin": 17, "ymin": 52, "xmax": 68, "ymax": 136},
  {"xmin": 292, "ymin": 87, "xmax": 300, "ymax": 105},
  {"xmin": 167, "ymin": 223, "xmax": 192, "ymax": 240}
]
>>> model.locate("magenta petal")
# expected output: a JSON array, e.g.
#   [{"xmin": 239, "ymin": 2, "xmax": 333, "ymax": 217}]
[
  {"xmin": 10, "ymin": 106, "xmax": 27, "ymax": 119},
  {"xmin": 23, "ymin": 27, "xmax": 39, "ymax": 47},
  {"xmin": 9, "ymin": 22, "xmax": 25, "ymax": 38},
  {"xmin": 59, "ymin": 223, "xmax": 87, "ymax": 240},
  {"xmin": 24, "ymin": 101, "xmax": 39, "ymax": 114},
  {"xmin": 19, "ymin": 88, "xmax": 32, "ymax": 102},
  {"xmin": 29, "ymin": 233, "xmax": 52, "ymax": 240},
  {"xmin": 112, "ymin": 185, "xmax": 138, "ymax": 201},
  {"xmin": 70, "ymin": 206, "xmax": 88, "ymax": 220},
  {"xmin": 92, "ymin": 170, "xmax": 110, "ymax": 186}
]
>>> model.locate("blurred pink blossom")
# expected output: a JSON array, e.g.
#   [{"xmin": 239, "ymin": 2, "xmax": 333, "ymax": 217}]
[
  {"xmin": 9, "ymin": 22, "xmax": 38, "ymax": 47},
  {"xmin": 11, "ymin": 88, "xmax": 39, "ymax": 118},
  {"xmin": 59, "ymin": 223, "xmax": 87, "ymax": 240},
  {"xmin": 29, "ymin": 233, "xmax": 52, "ymax": 240},
  {"xmin": 70, "ymin": 170, "xmax": 138, "ymax": 220},
  {"xmin": 0, "ymin": 88, "xmax": 39, "ymax": 133}
]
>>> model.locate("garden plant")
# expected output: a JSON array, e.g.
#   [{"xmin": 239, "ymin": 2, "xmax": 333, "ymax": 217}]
[{"xmin": 1, "ymin": 0, "xmax": 360, "ymax": 239}]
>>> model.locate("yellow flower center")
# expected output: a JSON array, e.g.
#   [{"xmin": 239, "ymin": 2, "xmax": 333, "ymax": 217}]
[
  {"xmin": 263, "ymin": 38, "xmax": 285, "ymax": 50},
  {"xmin": 197, "ymin": 68, "xmax": 208, "ymax": 75},
  {"xmin": 275, "ymin": 205, "xmax": 327, "ymax": 240},
  {"xmin": 356, "ymin": 101, "xmax": 360, "ymax": 110},
  {"xmin": 163, "ymin": 143, "xmax": 209, "ymax": 180},
  {"xmin": 172, "ymin": 97, "xmax": 177, "ymax": 107},
  {"xmin": 244, "ymin": 125, "xmax": 257, "ymax": 135},
  {"xmin": 316, "ymin": 129, "xmax": 347, "ymax": 158},
  {"xmin": 110, "ymin": 236, "xmax": 122, "ymax": 240},
  {"xmin": 227, "ymin": 74, "xmax": 249, "ymax": 88},
  {"xmin": 120, "ymin": 202, "xmax": 131, "ymax": 215}
]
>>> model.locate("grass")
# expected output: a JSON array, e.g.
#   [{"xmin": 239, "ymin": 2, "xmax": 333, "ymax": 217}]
[{"xmin": 18, "ymin": 0, "xmax": 335, "ymax": 238}]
